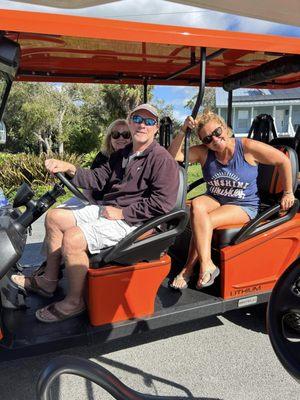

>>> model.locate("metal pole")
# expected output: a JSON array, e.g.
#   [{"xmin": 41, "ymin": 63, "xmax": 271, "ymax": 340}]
[
  {"xmin": 0, "ymin": 77, "xmax": 12, "ymax": 121},
  {"xmin": 227, "ymin": 90, "xmax": 233, "ymax": 129},
  {"xmin": 143, "ymin": 78, "xmax": 148, "ymax": 103},
  {"xmin": 184, "ymin": 47, "xmax": 206, "ymax": 170},
  {"xmin": 166, "ymin": 48, "xmax": 223, "ymax": 82}
]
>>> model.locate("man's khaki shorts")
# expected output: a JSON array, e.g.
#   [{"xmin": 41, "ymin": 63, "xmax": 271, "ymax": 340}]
[{"xmin": 71, "ymin": 204, "xmax": 137, "ymax": 254}]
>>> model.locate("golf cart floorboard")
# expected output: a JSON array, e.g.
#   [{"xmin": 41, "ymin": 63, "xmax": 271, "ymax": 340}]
[{"xmin": 0, "ymin": 273, "xmax": 271, "ymax": 361}]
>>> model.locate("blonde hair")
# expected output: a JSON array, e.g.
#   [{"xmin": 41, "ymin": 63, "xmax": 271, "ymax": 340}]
[
  {"xmin": 101, "ymin": 119, "xmax": 130, "ymax": 156},
  {"xmin": 196, "ymin": 110, "xmax": 233, "ymax": 138}
]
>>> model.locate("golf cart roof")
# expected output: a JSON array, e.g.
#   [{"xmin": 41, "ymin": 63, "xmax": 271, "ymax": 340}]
[
  {"xmin": 1, "ymin": 9, "xmax": 300, "ymax": 89},
  {"xmin": 8, "ymin": 0, "xmax": 300, "ymax": 27}
]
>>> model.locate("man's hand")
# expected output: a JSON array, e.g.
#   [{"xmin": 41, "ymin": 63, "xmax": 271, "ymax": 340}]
[
  {"xmin": 45, "ymin": 159, "xmax": 77, "ymax": 177},
  {"xmin": 102, "ymin": 206, "xmax": 124, "ymax": 220}
]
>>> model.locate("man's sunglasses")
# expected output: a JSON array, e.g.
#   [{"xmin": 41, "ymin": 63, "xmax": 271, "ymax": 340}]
[
  {"xmin": 131, "ymin": 114, "xmax": 157, "ymax": 126},
  {"xmin": 111, "ymin": 131, "xmax": 131, "ymax": 140},
  {"xmin": 201, "ymin": 126, "xmax": 222, "ymax": 145}
]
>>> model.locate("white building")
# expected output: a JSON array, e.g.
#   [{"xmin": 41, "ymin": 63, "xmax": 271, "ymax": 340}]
[{"xmin": 216, "ymin": 88, "xmax": 300, "ymax": 137}]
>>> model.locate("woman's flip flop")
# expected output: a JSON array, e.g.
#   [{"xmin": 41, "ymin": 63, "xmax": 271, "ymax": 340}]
[{"xmin": 196, "ymin": 267, "xmax": 220, "ymax": 290}]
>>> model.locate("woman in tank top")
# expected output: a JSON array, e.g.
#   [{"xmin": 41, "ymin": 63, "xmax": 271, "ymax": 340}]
[{"xmin": 169, "ymin": 111, "xmax": 295, "ymax": 290}]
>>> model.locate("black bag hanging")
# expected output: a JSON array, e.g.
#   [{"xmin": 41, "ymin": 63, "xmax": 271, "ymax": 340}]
[
  {"xmin": 159, "ymin": 116, "xmax": 173, "ymax": 148},
  {"xmin": 248, "ymin": 113, "xmax": 278, "ymax": 143}
]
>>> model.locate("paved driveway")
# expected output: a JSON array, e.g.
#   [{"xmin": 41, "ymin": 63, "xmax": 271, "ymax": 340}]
[{"xmin": 0, "ymin": 217, "xmax": 298, "ymax": 400}]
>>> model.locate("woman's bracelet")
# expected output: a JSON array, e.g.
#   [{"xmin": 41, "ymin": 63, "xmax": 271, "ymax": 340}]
[{"xmin": 283, "ymin": 190, "xmax": 293, "ymax": 194}]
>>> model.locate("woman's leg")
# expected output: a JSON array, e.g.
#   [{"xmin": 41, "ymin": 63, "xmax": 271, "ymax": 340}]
[
  {"xmin": 194, "ymin": 204, "xmax": 250, "ymax": 288},
  {"xmin": 171, "ymin": 195, "xmax": 220, "ymax": 289}
]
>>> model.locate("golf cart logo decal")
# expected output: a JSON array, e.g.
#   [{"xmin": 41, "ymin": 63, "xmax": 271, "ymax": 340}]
[
  {"xmin": 230, "ymin": 285, "xmax": 262, "ymax": 297},
  {"xmin": 207, "ymin": 171, "xmax": 249, "ymax": 200}
]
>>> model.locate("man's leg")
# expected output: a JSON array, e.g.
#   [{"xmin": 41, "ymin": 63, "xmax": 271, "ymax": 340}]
[
  {"xmin": 36, "ymin": 226, "xmax": 88, "ymax": 321},
  {"xmin": 11, "ymin": 208, "xmax": 76, "ymax": 293},
  {"xmin": 36, "ymin": 213, "xmax": 137, "ymax": 322}
]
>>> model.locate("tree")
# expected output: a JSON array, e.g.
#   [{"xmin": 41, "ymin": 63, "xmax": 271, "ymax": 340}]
[
  {"xmin": 185, "ymin": 87, "xmax": 216, "ymax": 114},
  {"xmin": 102, "ymin": 84, "xmax": 149, "ymax": 123},
  {"xmin": 20, "ymin": 85, "xmax": 58, "ymax": 155},
  {"xmin": 185, "ymin": 87, "xmax": 216, "ymax": 145},
  {"xmin": 3, "ymin": 82, "xmax": 169, "ymax": 155},
  {"xmin": 4, "ymin": 83, "xmax": 78, "ymax": 155},
  {"xmin": 4, "ymin": 82, "xmax": 42, "ymax": 152},
  {"xmin": 65, "ymin": 83, "xmax": 107, "ymax": 154}
]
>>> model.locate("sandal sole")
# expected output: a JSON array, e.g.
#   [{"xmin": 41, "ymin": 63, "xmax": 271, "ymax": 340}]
[
  {"xmin": 36, "ymin": 303, "xmax": 86, "ymax": 323},
  {"xmin": 196, "ymin": 267, "xmax": 220, "ymax": 289}
]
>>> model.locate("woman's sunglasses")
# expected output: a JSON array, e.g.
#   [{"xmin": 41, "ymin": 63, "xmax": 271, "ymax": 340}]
[
  {"xmin": 111, "ymin": 131, "xmax": 131, "ymax": 140},
  {"xmin": 201, "ymin": 126, "xmax": 222, "ymax": 145},
  {"xmin": 131, "ymin": 114, "xmax": 157, "ymax": 126}
]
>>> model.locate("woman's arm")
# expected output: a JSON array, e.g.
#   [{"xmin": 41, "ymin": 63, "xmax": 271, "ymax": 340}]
[
  {"xmin": 243, "ymin": 138, "xmax": 295, "ymax": 210},
  {"xmin": 168, "ymin": 116, "xmax": 206, "ymax": 165}
]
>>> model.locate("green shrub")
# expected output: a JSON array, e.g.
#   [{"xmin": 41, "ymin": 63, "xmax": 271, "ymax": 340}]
[
  {"xmin": 81, "ymin": 150, "xmax": 99, "ymax": 168},
  {"xmin": 0, "ymin": 152, "xmax": 83, "ymax": 196}
]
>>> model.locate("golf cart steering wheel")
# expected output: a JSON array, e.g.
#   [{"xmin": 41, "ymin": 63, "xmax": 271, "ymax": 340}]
[
  {"xmin": 267, "ymin": 259, "xmax": 300, "ymax": 383},
  {"xmin": 55, "ymin": 172, "xmax": 90, "ymax": 206}
]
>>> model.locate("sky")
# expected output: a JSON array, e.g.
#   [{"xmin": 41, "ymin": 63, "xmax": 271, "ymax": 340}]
[{"xmin": 1, "ymin": 0, "xmax": 300, "ymax": 121}]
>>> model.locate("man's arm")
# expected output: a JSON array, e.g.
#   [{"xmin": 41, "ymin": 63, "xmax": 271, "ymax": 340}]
[
  {"xmin": 45, "ymin": 157, "xmax": 113, "ymax": 192},
  {"xmin": 71, "ymin": 159, "xmax": 112, "ymax": 191},
  {"xmin": 122, "ymin": 156, "xmax": 179, "ymax": 225}
]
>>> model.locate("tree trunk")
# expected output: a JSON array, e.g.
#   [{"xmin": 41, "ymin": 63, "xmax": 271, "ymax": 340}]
[
  {"xmin": 58, "ymin": 141, "xmax": 64, "ymax": 155},
  {"xmin": 57, "ymin": 107, "xmax": 66, "ymax": 156},
  {"xmin": 37, "ymin": 131, "xmax": 43, "ymax": 155}
]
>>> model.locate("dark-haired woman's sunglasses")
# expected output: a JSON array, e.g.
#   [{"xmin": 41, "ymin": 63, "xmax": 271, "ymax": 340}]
[
  {"xmin": 111, "ymin": 131, "xmax": 131, "ymax": 140},
  {"xmin": 201, "ymin": 126, "xmax": 222, "ymax": 145},
  {"xmin": 131, "ymin": 114, "xmax": 157, "ymax": 126}
]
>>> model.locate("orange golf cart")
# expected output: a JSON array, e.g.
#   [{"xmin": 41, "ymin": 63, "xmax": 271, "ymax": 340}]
[{"xmin": 0, "ymin": 9, "xmax": 299, "ymax": 362}]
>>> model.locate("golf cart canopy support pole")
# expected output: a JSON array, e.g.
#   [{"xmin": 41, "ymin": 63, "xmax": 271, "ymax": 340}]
[
  {"xmin": 143, "ymin": 77, "xmax": 148, "ymax": 103},
  {"xmin": 166, "ymin": 48, "xmax": 224, "ymax": 82},
  {"xmin": 227, "ymin": 90, "xmax": 233, "ymax": 129},
  {"xmin": 0, "ymin": 78, "xmax": 12, "ymax": 121},
  {"xmin": 184, "ymin": 46, "xmax": 206, "ymax": 170}
]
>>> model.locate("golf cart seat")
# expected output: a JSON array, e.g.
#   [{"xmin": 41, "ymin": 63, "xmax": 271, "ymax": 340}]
[
  {"xmin": 212, "ymin": 145, "xmax": 299, "ymax": 248},
  {"xmin": 89, "ymin": 166, "xmax": 188, "ymax": 266},
  {"xmin": 270, "ymin": 125, "xmax": 300, "ymax": 165},
  {"xmin": 86, "ymin": 167, "xmax": 189, "ymax": 326}
]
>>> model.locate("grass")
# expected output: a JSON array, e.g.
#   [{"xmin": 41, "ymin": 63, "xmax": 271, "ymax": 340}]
[{"xmin": 187, "ymin": 163, "xmax": 206, "ymax": 199}]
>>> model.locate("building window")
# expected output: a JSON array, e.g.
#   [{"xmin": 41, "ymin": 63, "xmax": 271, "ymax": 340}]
[{"xmin": 237, "ymin": 109, "xmax": 249, "ymax": 131}]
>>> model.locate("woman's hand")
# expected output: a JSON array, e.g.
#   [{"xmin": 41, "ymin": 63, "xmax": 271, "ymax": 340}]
[
  {"xmin": 280, "ymin": 192, "xmax": 295, "ymax": 211},
  {"xmin": 182, "ymin": 116, "xmax": 196, "ymax": 133}
]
